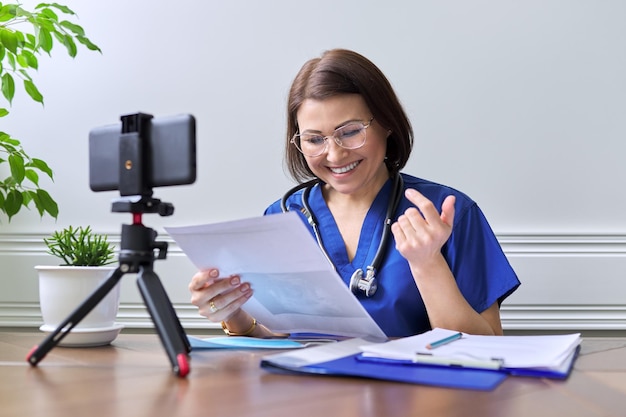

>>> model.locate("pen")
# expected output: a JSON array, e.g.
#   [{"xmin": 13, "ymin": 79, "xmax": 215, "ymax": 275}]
[{"xmin": 426, "ymin": 332, "xmax": 463, "ymax": 349}]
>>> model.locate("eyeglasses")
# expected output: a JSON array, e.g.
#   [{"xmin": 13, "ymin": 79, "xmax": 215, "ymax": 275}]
[{"xmin": 291, "ymin": 117, "xmax": 374, "ymax": 157}]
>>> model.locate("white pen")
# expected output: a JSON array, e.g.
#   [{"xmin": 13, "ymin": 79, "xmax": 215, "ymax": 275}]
[{"xmin": 413, "ymin": 353, "xmax": 503, "ymax": 370}]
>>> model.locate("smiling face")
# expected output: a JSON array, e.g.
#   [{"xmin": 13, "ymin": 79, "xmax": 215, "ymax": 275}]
[{"xmin": 296, "ymin": 94, "xmax": 390, "ymax": 201}]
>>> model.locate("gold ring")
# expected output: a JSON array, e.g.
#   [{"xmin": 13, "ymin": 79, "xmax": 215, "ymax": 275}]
[{"xmin": 209, "ymin": 300, "xmax": 219, "ymax": 313}]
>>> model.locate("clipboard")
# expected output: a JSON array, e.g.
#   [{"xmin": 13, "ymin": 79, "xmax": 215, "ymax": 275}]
[
  {"xmin": 356, "ymin": 344, "xmax": 581, "ymax": 380},
  {"xmin": 259, "ymin": 338, "xmax": 507, "ymax": 391},
  {"xmin": 261, "ymin": 352, "xmax": 507, "ymax": 391}
]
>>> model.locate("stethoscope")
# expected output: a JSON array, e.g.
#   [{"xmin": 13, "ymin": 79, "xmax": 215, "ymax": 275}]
[{"xmin": 280, "ymin": 173, "xmax": 404, "ymax": 297}]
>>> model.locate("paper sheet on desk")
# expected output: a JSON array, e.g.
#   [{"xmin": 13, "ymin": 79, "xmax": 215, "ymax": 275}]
[
  {"xmin": 165, "ymin": 212, "xmax": 387, "ymax": 342},
  {"xmin": 360, "ymin": 328, "xmax": 582, "ymax": 368}
]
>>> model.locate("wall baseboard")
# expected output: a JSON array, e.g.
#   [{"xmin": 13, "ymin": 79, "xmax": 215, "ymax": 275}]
[
  {"xmin": 2, "ymin": 302, "xmax": 626, "ymax": 331},
  {"xmin": 0, "ymin": 302, "xmax": 220, "ymax": 330},
  {"xmin": 2, "ymin": 232, "xmax": 626, "ymax": 331}
]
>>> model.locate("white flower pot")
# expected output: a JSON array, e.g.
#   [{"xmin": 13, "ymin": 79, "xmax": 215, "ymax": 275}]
[{"xmin": 35, "ymin": 266, "xmax": 122, "ymax": 346}]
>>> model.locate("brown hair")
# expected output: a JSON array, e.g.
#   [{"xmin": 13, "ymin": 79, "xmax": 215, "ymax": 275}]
[{"xmin": 285, "ymin": 49, "xmax": 413, "ymax": 182}]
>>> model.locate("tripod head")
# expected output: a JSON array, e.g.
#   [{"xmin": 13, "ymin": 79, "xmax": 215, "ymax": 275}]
[{"xmin": 111, "ymin": 195, "xmax": 174, "ymax": 217}]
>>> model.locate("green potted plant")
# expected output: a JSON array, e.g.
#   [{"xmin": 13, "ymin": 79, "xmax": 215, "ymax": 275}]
[
  {"xmin": 1, "ymin": 2, "xmax": 101, "ymax": 221},
  {"xmin": 44, "ymin": 225, "xmax": 115, "ymax": 266},
  {"xmin": 35, "ymin": 226, "xmax": 122, "ymax": 347}
]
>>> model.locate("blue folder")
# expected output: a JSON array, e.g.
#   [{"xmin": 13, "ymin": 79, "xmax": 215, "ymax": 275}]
[
  {"xmin": 260, "ymin": 343, "xmax": 580, "ymax": 390},
  {"xmin": 261, "ymin": 352, "xmax": 507, "ymax": 391}
]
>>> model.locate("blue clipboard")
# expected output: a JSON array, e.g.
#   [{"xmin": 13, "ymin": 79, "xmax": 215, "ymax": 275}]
[{"xmin": 261, "ymin": 352, "xmax": 507, "ymax": 391}]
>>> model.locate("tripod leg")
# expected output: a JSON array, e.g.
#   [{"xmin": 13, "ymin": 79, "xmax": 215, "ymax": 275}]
[
  {"xmin": 27, "ymin": 267, "xmax": 125, "ymax": 366},
  {"xmin": 136, "ymin": 266, "xmax": 190, "ymax": 377}
]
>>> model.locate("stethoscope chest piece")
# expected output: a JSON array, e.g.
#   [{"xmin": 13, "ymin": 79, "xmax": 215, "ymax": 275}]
[{"xmin": 350, "ymin": 267, "xmax": 377, "ymax": 297}]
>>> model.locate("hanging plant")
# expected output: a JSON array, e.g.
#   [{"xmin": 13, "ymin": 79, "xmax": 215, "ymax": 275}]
[{"xmin": 0, "ymin": 2, "xmax": 101, "ymax": 221}]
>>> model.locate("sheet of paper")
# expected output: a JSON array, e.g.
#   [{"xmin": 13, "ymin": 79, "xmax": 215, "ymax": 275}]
[
  {"xmin": 165, "ymin": 212, "xmax": 387, "ymax": 342},
  {"xmin": 360, "ymin": 328, "xmax": 582, "ymax": 368},
  {"xmin": 262, "ymin": 338, "xmax": 370, "ymax": 368}
]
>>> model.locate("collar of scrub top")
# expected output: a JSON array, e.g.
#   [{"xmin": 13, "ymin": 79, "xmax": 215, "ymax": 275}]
[{"xmin": 280, "ymin": 173, "xmax": 404, "ymax": 297}]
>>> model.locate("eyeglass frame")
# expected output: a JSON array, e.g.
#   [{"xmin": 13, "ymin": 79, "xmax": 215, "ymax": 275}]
[{"xmin": 290, "ymin": 117, "xmax": 375, "ymax": 157}]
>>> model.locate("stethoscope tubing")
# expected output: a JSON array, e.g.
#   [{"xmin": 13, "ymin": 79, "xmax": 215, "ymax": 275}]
[{"xmin": 281, "ymin": 173, "xmax": 404, "ymax": 296}]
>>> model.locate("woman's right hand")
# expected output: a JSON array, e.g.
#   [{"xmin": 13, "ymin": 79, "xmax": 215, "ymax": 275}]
[{"xmin": 188, "ymin": 268, "xmax": 253, "ymax": 322}]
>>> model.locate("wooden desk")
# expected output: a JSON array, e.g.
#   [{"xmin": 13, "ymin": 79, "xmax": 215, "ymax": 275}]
[{"xmin": 1, "ymin": 332, "xmax": 625, "ymax": 417}]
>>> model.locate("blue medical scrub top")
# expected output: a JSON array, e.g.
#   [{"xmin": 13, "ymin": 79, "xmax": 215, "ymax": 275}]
[{"xmin": 265, "ymin": 173, "xmax": 520, "ymax": 337}]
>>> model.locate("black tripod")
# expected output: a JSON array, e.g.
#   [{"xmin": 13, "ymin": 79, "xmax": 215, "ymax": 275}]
[
  {"xmin": 27, "ymin": 113, "xmax": 193, "ymax": 377},
  {"xmin": 27, "ymin": 196, "xmax": 192, "ymax": 377}
]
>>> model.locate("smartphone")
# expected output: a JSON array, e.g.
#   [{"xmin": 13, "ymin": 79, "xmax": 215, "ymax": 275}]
[{"xmin": 89, "ymin": 113, "xmax": 196, "ymax": 192}]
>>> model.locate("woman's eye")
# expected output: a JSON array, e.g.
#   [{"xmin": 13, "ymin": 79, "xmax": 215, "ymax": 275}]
[
  {"xmin": 305, "ymin": 136, "xmax": 325, "ymax": 145},
  {"xmin": 338, "ymin": 126, "xmax": 362, "ymax": 139}
]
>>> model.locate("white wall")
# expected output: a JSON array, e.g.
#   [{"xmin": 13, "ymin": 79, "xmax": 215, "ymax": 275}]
[{"xmin": 2, "ymin": 0, "xmax": 625, "ymax": 331}]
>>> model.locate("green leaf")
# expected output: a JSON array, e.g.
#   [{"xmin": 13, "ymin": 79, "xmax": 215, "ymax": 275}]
[
  {"xmin": 18, "ymin": 69, "xmax": 33, "ymax": 82},
  {"xmin": 25, "ymin": 169, "xmax": 40, "ymax": 186},
  {"xmin": 22, "ymin": 50, "xmax": 38, "ymax": 69},
  {"xmin": 26, "ymin": 190, "xmax": 44, "ymax": 216},
  {"xmin": 33, "ymin": 16, "xmax": 56, "ymax": 33},
  {"xmin": 1, "ymin": 72, "xmax": 15, "ymax": 104},
  {"xmin": 1, "ymin": 134, "xmax": 19, "ymax": 146},
  {"xmin": 24, "ymin": 79, "xmax": 44, "ymax": 104},
  {"xmin": 38, "ymin": 3, "xmax": 76, "ymax": 16},
  {"xmin": 37, "ymin": 188, "xmax": 58, "ymax": 218},
  {"xmin": 59, "ymin": 20, "xmax": 84, "ymax": 36},
  {"xmin": 14, "ymin": 30, "xmax": 25, "ymax": 48},
  {"xmin": 0, "ymin": 27, "xmax": 18, "ymax": 53},
  {"xmin": 76, "ymin": 35, "xmax": 101, "ymax": 53},
  {"xmin": 61, "ymin": 33, "xmax": 76, "ymax": 57},
  {"xmin": 38, "ymin": 7, "xmax": 59, "ymax": 22},
  {"xmin": 26, "ymin": 33, "xmax": 36, "ymax": 49},
  {"xmin": 30, "ymin": 158, "xmax": 54, "ymax": 179},
  {"xmin": 1, "ymin": 136, "xmax": 19, "ymax": 147},
  {"xmin": 38, "ymin": 28, "xmax": 53, "ymax": 53},
  {"xmin": 6, "ymin": 50, "xmax": 15, "ymax": 70},
  {"xmin": 22, "ymin": 189, "xmax": 33, "ymax": 206},
  {"xmin": 0, "ymin": 108, "xmax": 8, "ymax": 117},
  {"xmin": 0, "ymin": 5, "xmax": 17, "ymax": 22},
  {"xmin": 16, "ymin": 53, "xmax": 28, "ymax": 68},
  {"xmin": 5, "ymin": 189, "xmax": 23, "ymax": 220},
  {"xmin": 8, "ymin": 152, "xmax": 25, "ymax": 183}
]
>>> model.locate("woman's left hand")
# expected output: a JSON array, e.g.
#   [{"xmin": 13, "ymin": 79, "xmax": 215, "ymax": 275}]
[{"xmin": 391, "ymin": 188, "xmax": 456, "ymax": 264}]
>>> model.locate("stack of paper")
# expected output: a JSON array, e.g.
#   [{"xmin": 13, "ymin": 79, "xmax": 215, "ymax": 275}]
[{"xmin": 360, "ymin": 328, "xmax": 582, "ymax": 377}]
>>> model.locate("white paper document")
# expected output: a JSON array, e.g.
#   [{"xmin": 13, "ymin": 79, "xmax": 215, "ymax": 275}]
[
  {"xmin": 165, "ymin": 212, "xmax": 387, "ymax": 342},
  {"xmin": 360, "ymin": 328, "xmax": 582, "ymax": 369}
]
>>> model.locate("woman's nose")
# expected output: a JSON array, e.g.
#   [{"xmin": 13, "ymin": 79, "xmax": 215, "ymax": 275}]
[{"xmin": 324, "ymin": 138, "xmax": 348, "ymax": 160}]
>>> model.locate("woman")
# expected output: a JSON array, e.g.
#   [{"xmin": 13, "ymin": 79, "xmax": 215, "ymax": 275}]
[{"xmin": 189, "ymin": 49, "xmax": 520, "ymax": 338}]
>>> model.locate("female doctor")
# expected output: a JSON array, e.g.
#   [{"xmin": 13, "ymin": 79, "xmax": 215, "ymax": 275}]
[{"xmin": 188, "ymin": 49, "xmax": 520, "ymax": 338}]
